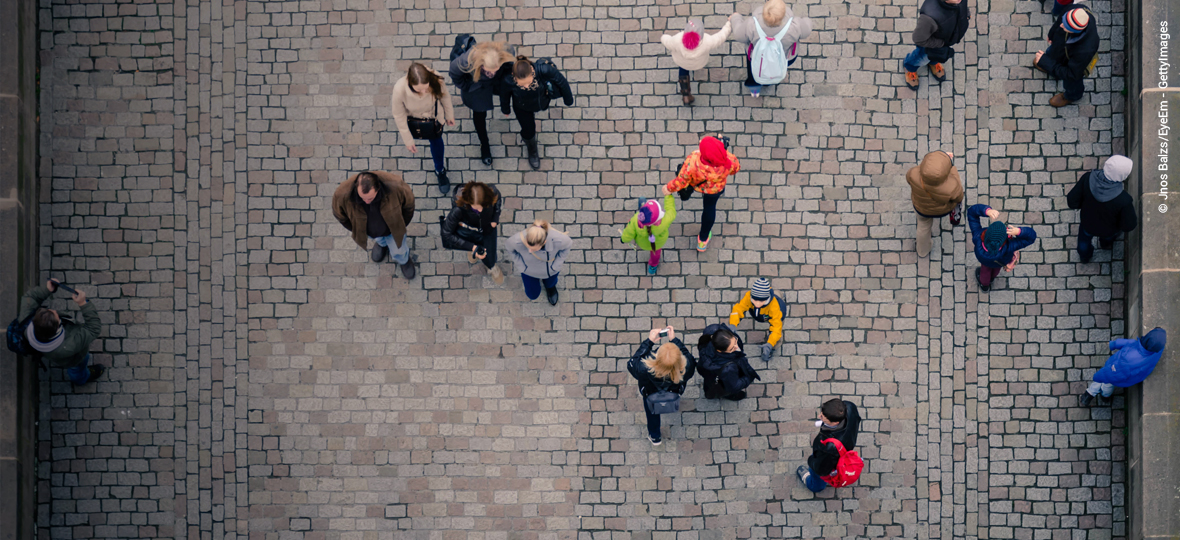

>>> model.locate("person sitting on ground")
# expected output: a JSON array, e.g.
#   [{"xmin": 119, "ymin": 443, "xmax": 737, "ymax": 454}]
[{"xmin": 1034, "ymin": 5, "xmax": 1099, "ymax": 108}]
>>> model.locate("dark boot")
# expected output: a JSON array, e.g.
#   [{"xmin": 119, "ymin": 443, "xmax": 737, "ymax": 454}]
[
  {"xmin": 480, "ymin": 141, "xmax": 492, "ymax": 166},
  {"xmin": 371, "ymin": 244, "xmax": 388, "ymax": 263},
  {"xmin": 679, "ymin": 77, "xmax": 694, "ymax": 105},
  {"xmin": 1080, "ymin": 392, "xmax": 1095, "ymax": 407},
  {"xmin": 524, "ymin": 136, "xmax": 541, "ymax": 170},
  {"xmin": 435, "ymin": 168, "xmax": 450, "ymax": 196},
  {"xmin": 545, "ymin": 286, "xmax": 559, "ymax": 305}
]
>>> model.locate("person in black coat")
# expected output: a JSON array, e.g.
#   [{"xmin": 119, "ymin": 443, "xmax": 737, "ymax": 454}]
[
  {"xmin": 1067, "ymin": 155, "xmax": 1137, "ymax": 263},
  {"xmin": 797, "ymin": 398, "xmax": 862, "ymax": 493},
  {"xmin": 449, "ymin": 42, "xmax": 515, "ymax": 165},
  {"xmin": 627, "ymin": 326, "xmax": 697, "ymax": 446},
  {"xmin": 695, "ymin": 324, "xmax": 760, "ymax": 401},
  {"xmin": 440, "ymin": 182, "xmax": 505, "ymax": 284},
  {"xmin": 502, "ymin": 55, "xmax": 575, "ymax": 170},
  {"xmin": 1034, "ymin": 6, "xmax": 1099, "ymax": 107},
  {"xmin": 904, "ymin": 0, "xmax": 969, "ymax": 90}
]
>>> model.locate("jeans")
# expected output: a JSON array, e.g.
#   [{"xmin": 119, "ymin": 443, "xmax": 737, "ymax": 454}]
[
  {"xmin": 678, "ymin": 67, "xmax": 690, "ymax": 80},
  {"xmin": 67, "ymin": 353, "xmax": 92, "ymax": 385},
  {"xmin": 978, "ymin": 265, "xmax": 1001, "ymax": 287},
  {"xmin": 647, "ymin": 248, "xmax": 661, "ymax": 267},
  {"xmin": 803, "ymin": 466, "xmax": 829, "ymax": 492},
  {"xmin": 473, "ymin": 110, "xmax": 489, "ymax": 146},
  {"xmin": 1062, "ymin": 76, "xmax": 1085, "ymax": 102},
  {"xmin": 640, "ymin": 391, "xmax": 662, "ymax": 440},
  {"xmin": 371, "ymin": 234, "xmax": 411, "ymax": 264},
  {"xmin": 904, "ymin": 46, "xmax": 931, "ymax": 73},
  {"xmin": 1077, "ymin": 228, "xmax": 1118, "ymax": 262},
  {"xmin": 1087, "ymin": 381, "xmax": 1114, "ymax": 397},
  {"xmin": 428, "ymin": 137, "xmax": 445, "ymax": 172},
  {"xmin": 514, "ymin": 105, "xmax": 537, "ymax": 140},
  {"xmin": 700, "ymin": 190, "xmax": 724, "ymax": 241},
  {"xmin": 521, "ymin": 273, "xmax": 559, "ymax": 300}
]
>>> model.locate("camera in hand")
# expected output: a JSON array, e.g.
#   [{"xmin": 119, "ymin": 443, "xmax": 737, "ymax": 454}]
[
  {"xmin": 721, "ymin": 136, "xmax": 730, "ymax": 150},
  {"xmin": 658, "ymin": 329, "xmax": 669, "ymax": 337},
  {"xmin": 476, "ymin": 246, "xmax": 487, "ymax": 257}
]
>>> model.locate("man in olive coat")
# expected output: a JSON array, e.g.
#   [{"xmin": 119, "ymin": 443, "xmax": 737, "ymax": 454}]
[
  {"xmin": 332, "ymin": 171, "xmax": 417, "ymax": 280},
  {"xmin": 18, "ymin": 279, "xmax": 104, "ymax": 385}
]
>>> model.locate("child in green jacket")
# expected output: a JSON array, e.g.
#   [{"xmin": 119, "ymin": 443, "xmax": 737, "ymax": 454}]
[{"xmin": 620, "ymin": 194, "xmax": 677, "ymax": 274}]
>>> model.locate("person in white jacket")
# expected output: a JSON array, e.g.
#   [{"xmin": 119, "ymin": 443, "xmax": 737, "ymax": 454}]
[{"xmin": 660, "ymin": 16, "xmax": 735, "ymax": 105}]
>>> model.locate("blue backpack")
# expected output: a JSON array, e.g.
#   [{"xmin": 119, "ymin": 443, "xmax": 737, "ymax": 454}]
[{"xmin": 7, "ymin": 313, "xmax": 48, "ymax": 371}]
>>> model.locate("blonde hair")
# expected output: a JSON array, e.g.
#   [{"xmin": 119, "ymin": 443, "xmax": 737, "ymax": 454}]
[
  {"xmin": 524, "ymin": 220, "xmax": 552, "ymax": 247},
  {"xmin": 464, "ymin": 42, "xmax": 515, "ymax": 82},
  {"xmin": 762, "ymin": 0, "xmax": 787, "ymax": 27},
  {"xmin": 642, "ymin": 342, "xmax": 688, "ymax": 384}
]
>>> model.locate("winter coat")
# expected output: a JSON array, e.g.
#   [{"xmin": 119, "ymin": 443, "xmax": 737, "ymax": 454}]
[
  {"xmin": 627, "ymin": 338, "xmax": 698, "ymax": 397},
  {"xmin": 507, "ymin": 228, "xmax": 573, "ymax": 279},
  {"xmin": 620, "ymin": 194, "xmax": 678, "ymax": 252},
  {"xmin": 907, "ymin": 151, "xmax": 965, "ymax": 218},
  {"xmin": 448, "ymin": 48, "xmax": 514, "ymax": 112},
  {"xmin": 1036, "ymin": 6, "xmax": 1100, "ymax": 82},
  {"xmin": 390, "ymin": 70, "xmax": 456, "ymax": 145},
  {"xmin": 728, "ymin": 291, "xmax": 785, "ymax": 347},
  {"xmin": 440, "ymin": 185, "xmax": 503, "ymax": 252},
  {"xmin": 1094, "ymin": 329, "xmax": 1168, "ymax": 388},
  {"xmin": 331, "ymin": 171, "xmax": 416, "ymax": 249},
  {"xmin": 1066, "ymin": 171, "xmax": 1137, "ymax": 239},
  {"xmin": 501, "ymin": 59, "xmax": 575, "ymax": 115},
  {"xmin": 967, "ymin": 204, "xmax": 1038, "ymax": 268},
  {"xmin": 661, "ymin": 22, "xmax": 733, "ymax": 72},
  {"xmin": 731, "ymin": 5, "xmax": 813, "ymax": 56},
  {"xmin": 17, "ymin": 286, "xmax": 102, "ymax": 369},
  {"xmin": 808, "ymin": 401, "xmax": 862, "ymax": 476},
  {"xmin": 913, "ymin": 0, "xmax": 970, "ymax": 49},
  {"xmin": 696, "ymin": 323, "xmax": 761, "ymax": 399},
  {"xmin": 664, "ymin": 150, "xmax": 741, "ymax": 196}
]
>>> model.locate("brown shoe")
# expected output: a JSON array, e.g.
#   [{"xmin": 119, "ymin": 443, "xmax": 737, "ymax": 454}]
[
  {"xmin": 905, "ymin": 71, "xmax": 919, "ymax": 90},
  {"xmin": 1049, "ymin": 93, "xmax": 1073, "ymax": 107},
  {"xmin": 678, "ymin": 77, "xmax": 694, "ymax": 105},
  {"xmin": 929, "ymin": 63, "xmax": 946, "ymax": 82},
  {"xmin": 489, "ymin": 265, "xmax": 505, "ymax": 285}
]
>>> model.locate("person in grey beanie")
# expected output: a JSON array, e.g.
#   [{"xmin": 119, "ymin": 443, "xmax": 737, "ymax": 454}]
[{"xmin": 1066, "ymin": 155, "xmax": 1137, "ymax": 263}]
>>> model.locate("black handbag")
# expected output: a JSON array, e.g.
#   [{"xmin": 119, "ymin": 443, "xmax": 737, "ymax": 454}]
[
  {"xmin": 456, "ymin": 224, "xmax": 483, "ymax": 244},
  {"xmin": 407, "ymin": 98, "xmax": 443, "ymax": 140},
  {"xmin": 644, "ymin": 380, "xmax": 681, "ymax": 414}
]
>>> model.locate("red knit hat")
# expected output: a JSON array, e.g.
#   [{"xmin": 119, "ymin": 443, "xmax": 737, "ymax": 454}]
[{"xmin": 699, "ymin": 136, "xmax": 729, "ymax": 168}]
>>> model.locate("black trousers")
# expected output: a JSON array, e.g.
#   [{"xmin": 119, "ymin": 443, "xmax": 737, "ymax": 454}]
[
  {"xmin": 472, "ymin": 110, "xmax": 489, "ymax": 145},
  {"xmin": 513, "ymin": 105, "xmax": 537, "ymax": 140}
]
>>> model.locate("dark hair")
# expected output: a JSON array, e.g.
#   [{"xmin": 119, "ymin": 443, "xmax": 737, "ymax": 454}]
[
  {"xmin": 456, "ymin": 182, "xmax": 498, "ymax": 209},
  {"xmin": 406, "ymin": 62, "xmax": 445, "ymax": 99},
  {"xmin": 821, "ymin": 399, "xmax": 846, "ymax": 422},
  {"xmin": 699, "ymin": 326, "xmax": 737, "ymax": 351},
  {"xmin": 512, "ymin": 55, "xmax": 535, "ymax": 80},
  {"xmin": 32, "ymin": 308, "xmax": 60, "ymax": 343}
]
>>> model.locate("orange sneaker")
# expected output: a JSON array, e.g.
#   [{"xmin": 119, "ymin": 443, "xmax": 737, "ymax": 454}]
[
  {"xmin": 929, "ymin": 63, "xmax": 946, "ymax": 82},
  {"xmin": 905, "ymin": 71, "xmax": 919, "ymax": 90}
]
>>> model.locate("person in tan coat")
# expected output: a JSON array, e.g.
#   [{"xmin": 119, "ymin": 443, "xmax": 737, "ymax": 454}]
[
  {"xmin": 660, "ymin": 17, "xmax": 735, "ymax": 105},
  {"xmin": 332, "ymin": 171, "xmax": 418, "ymax": 280},
  {"xmin": 906, "ymin": 150, "xmax": 965, "ymax": 257},
  {"xmin": 392, "ymin": 63, "xmax": 456, "ymax": 195}
]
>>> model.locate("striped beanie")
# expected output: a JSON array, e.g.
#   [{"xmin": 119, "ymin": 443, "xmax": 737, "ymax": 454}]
[
  {"xmin": 750, "ymin": 278, "xmax": 772, "ymax": 301},
  {"xmin": 1063, "ymin": 8, "xmax": 1089, "ymax": 33}
]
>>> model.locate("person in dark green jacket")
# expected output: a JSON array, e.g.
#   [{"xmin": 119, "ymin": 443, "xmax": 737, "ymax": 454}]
[{"xmin": 18, "ymin": 279, "xmax": 105, "ymax": 385}]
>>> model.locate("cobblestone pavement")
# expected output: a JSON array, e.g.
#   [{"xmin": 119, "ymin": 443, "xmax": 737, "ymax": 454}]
[{"xmin": 34, "ymin": 0, "xmax": 1126, "ymax": 538}]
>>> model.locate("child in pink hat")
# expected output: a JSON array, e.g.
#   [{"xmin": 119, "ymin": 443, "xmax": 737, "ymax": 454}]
[{"xmin": 620, "ymin": 194, "xmax": 678, "ymax": 275}]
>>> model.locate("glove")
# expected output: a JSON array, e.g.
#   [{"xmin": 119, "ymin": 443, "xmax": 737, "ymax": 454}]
[{"xmin": 760, "ymin": 343, "xmax": 774, "ymax": 363}]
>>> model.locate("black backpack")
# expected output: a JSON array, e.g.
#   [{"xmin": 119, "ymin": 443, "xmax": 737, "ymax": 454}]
[
  {"xmin": 449, "ymin": 34, "xmax": 476, "ymax": 62},
  {"xmin": 534, "ymin": 58, "xmax": 561, "ymax": 100},
  {"xmin": 703, "ymin": 358, "xmax": 753, "ymax": 399}
]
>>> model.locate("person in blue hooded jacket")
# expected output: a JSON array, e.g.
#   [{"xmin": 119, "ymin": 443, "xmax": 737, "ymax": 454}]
[
  {"xmin": 1081, "ymin": 328, "xmax": 1167, "ymax": 407},
  {"xmin": 967, "ymin": 204, "xmax": 1038, "ymax": 292}
]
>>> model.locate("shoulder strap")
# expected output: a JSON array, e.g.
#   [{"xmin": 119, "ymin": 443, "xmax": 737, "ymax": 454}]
[
  {"xmin": 754, "ymin": 18, "xmax": 767, "ymax": 40},
  {"xmin": 773, "ymin": 17, "xmax": 793, "ymax": 40},
  {"xmin": 821, "ymin": 438, "xmax": 847, "ymax": 455}
]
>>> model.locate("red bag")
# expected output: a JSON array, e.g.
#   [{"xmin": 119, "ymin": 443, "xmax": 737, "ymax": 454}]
[{"xmin": 818, "ymin": 438, "xmax": 864, "ymax": 488}]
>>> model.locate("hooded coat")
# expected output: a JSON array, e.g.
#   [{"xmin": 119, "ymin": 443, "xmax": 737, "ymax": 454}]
[
  {"xmin": 907, "ymin": 151, "xmax": 965, "ymax": 218},
  {"xmin": 1036, "ymin": 6, "xmax": 1100, "ymax": 82},
  {"xmin": 440, "ymin": 185, "xmax": 503, "ymax": 252},
  {"xmin": 507, "ymin": 228, "xmax": 573, "ymax": 279},
  {"xmin": 967, "ymin": 204, "xmax": 1038, "ymax": 268},
  {"xmin": 627, "ymin": 338, "xmax": 698, "ymax": 397},
  {"xmin": 696, "ymin": 323, "xmax": 761, "ymax": 399},
  {"xmin": 620, "ymin": 194, "xmax": 678, "ymax": 252},
  {"xmin": 17, "ymin": 286, "xmax": 102, "ymax": 369},
  {"xmin": 664, "ymin": 150, "xmax": 741, "ymax": 195},
  {"xmin": 1066, "ymin": 171, "xmax": 1137, "ymax": 238},
  {"xmin": 331, "ymin": 171, "xmax": 416, "ymax": 249},
  {"xmin": 661, "ymin": 22, "xmax": 734, "ymax": 72},
  {"xmin": 448, "ymin": 48, "xmax": 514, "ymax": 113},
  {"xmin": 808, "ymin": 401, "xmax": 862, "ymax": 476},
  {"xmin": 1094, "ymin": 329, "xmax": 1167, "ymax": 387},
  {"xmin": 730, "ymin": 5, "xmax": 813, "ymax": 55},
  {"xmin": 913, "ymin": 0, "xmax": 970, "ymax": 49}
]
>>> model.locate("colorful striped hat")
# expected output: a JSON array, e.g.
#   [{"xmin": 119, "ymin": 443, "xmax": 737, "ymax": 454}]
[{"xmin": 1063, "ymin": 9, "xmax": 1089, "ymax": 33}]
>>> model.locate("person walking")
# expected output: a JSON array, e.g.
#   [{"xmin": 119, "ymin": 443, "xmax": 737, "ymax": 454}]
[
  {"xmin": 627, "ymin": 326, "xmax": 697, "ymax": 446},
  {"xmin": 730, "ymin": 0, "xmax": 812, "ymax": 97},
  {"xmin": 907, "ymin": 150, "xmax": 965, "ymax": 257},
  {"xmin": 440, "ymin": 181, "xmax": 505, "ymax": 285},
  {"xmin": 332, "ymin": 171, "xmax": 418, "ymax": 280},
  {"xmin": 501, "ymin": 55, "xmax": 575, "ymax": 170},
  {"xmin": 797, "ymin": 398, "xmax": 862, "ymax": 493},
  {"xmin": 449, "ymin": 41, "xmax": 516, "ymax": 166},
  {"xmin": 619, "ymin": 194, "xmax": 678, "ymax": 275},
  {"xmin": 696, "ymin": 324, "xmax": 760, "ymax": 401},
  {"xmin": 904, "ymin": 0, "xmax": 970, "ymax": 91},
  {"xmin": 1066, "ymin": 155, "xmax": 1137, "ymax": 263},
  {"xmin": 728, "ymin": 278, "xmax": 785, "ymax": 363},
  {"xmin": 17, "ymin": 279, "xmax": 105, "ymax": 385},
  {"xmin": 391, "ymin": 62, "xmax": 457, "ymax": 195},
  {"xmin": 662, "ymin": 136, "xmax": 741, "ymax": 252},
  {"xmin": 967, "ymin": 204, "xmax": 1038, "ymax": 292},
  {"xmin": 506, "ymin": 220, "xmax": 573, "ymax": 305},
  {"xmin": 660, "ymin": 17, "xmax": 734, "ymax": 105},
  {"xmin": 1080, "ymin": 328, "xmax": 1167, "ymax": 407},
  {"xmin": 1034, "ymin": 6, "xmax": 1098, "ymax": 107}
]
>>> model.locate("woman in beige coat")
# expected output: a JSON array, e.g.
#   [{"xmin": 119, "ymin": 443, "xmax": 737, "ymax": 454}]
[
  {"xmin": 392, "ymin": 62, "xmax": 456, "ymax": 194},
  {"xmin": 730, "ymin": 0, "xmax": 812, "ymax": 97},
  {"xmin": 660, "ymin": 17, "xmax": 734, "ymax": 105}
]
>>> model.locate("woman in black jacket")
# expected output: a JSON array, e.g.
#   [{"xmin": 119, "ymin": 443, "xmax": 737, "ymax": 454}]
[
  {"xmin": 449, "ymin": 42, "xmax": 515, "ymax": 166},
  {"xmin": 440, "ymin": 182, "xmax": 504, "ymax": 284},
  {"xmin": 696, "ymin": 324, "xmax": 760, "ymax": 401},
  {"xmin": 627, "ymin": 326, "xmax": 696, "ymax": 446},
  {"xmin": 502, "ymin": 56, "xmax": 575, "ymax": 170}
]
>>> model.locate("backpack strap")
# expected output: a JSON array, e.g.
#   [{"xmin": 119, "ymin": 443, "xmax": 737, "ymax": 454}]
[
  {"xmin": 821, "ymin": 437, "xmax": 847, "ymax": 455},
  {"xmin": 753, "ymin": 18, "xmax": 768, "ymax": 40},
  {"xmin": 772, "ymin": 18, "xmax": 793, "ymax": 41}
]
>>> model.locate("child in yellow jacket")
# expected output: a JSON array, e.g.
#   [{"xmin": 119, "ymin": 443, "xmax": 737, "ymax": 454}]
[{"xmin": 729, "ymin": 278, "xmax": 784, "ymax": 362}]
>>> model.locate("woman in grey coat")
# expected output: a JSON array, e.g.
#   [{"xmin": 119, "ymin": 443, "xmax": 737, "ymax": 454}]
[
  {"xmin": 730, "ymin": 0, "xmax": 812, "ymax": 96},
  {"xmin": 506, "ymin": 220, "xmax": 573, "ymax": 305}
]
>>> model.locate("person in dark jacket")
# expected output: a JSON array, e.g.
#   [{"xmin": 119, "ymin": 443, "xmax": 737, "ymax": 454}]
[
  {"xmin": 627, "ymin": 326, "xmax": 697, "ymax": 446},
  {"xmin": 502, "ymin": 55, "xmax": 574, "ymax": 170},
  {"xmin": 1081, "ymin": 328, "xmax": 1167, "ymax": 407},
  {"xmin": 967, "ymin": 204, "xmax": 1038, "ymax": 292},
  {"xmin": 904, "ymin": 0, "xmax": 970, "ymax": 90},
  {"xmin": 695, "ymin": 324, "xmax": 760, "ymax": 401},
  {"xmin": 1067, "ymin": 155, "xmax": 1137, "ymax": 263},
  {"xmin": 797, "ymin": 398, "xmax": 862, "ymax": 492},
  {"xmin": 18, "ymin": 279, "xmax": 105, "ymax": 385},
  {"xmin": 440, "ymin": 182, "xmax": 505, "ymax": 285},
  {"xmin": 1034, "ymin": 6, "xmax": 1099, "ymax": 107},
  {"xmin": 449, "ymin": 41, "xmax": 515, "ymax": 166}
]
